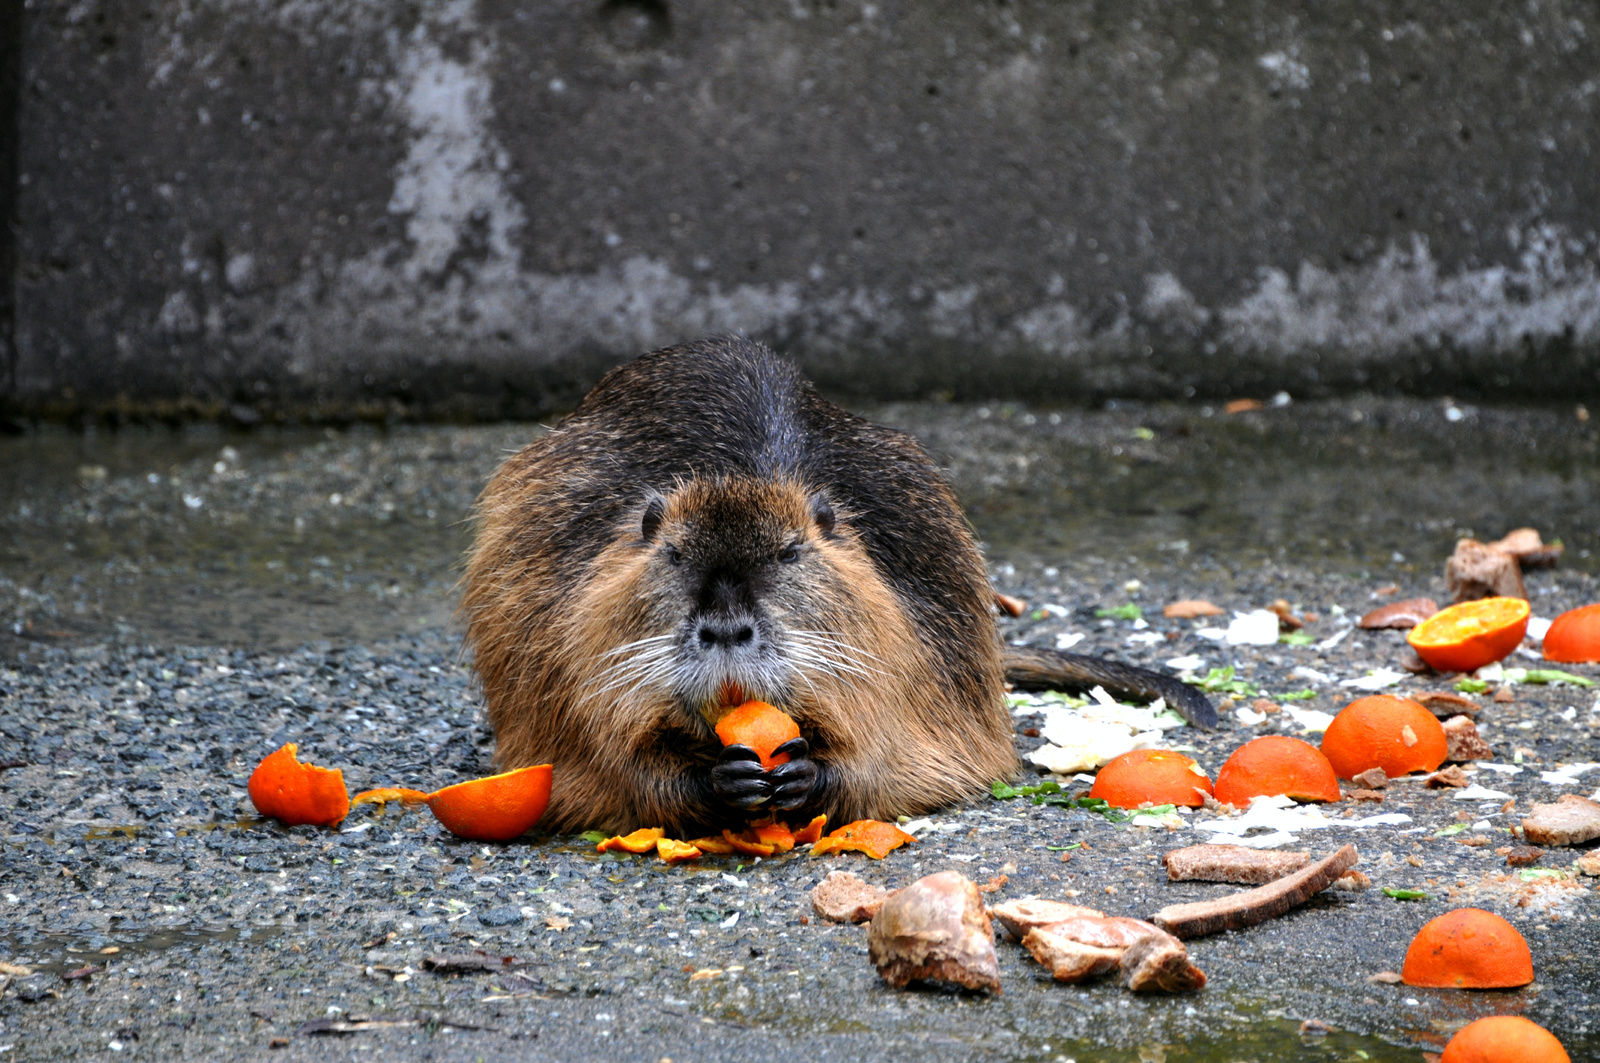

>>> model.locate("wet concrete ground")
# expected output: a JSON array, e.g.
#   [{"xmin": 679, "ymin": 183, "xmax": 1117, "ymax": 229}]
[{"xmin": 1, "ymin": 396, "xmax": 1598, "ymax": 1061}]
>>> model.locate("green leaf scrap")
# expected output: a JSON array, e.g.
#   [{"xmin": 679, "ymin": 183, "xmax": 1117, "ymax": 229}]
[
  {"xmin": 1095, "ymin": 604, "xmax": 1144, "ymax": 621},
  {"xmin": 579, "ymin": 830, "xmax": 608, "ymax": 844},
  {"xmin": 1510, "ymin": 668, "xmax": 1595, "ymax": 688},
  {"xmin": 1382, "ymin": 888, "xmax": 1428, "ymax": 901},
  {"xmin": 1276, "ymin": 689, "xmax": 1318, "ymax": 701},
  {"xmin": 1454, "ymin": 678, "xmax": 1490, "ymax": 694},
  {"xmin": 1187, "ymin": 666, "xmax": 1260, "ymax": 697},
  {"xmin": 1433, "ymin": 823, "xmax": 1468, "ymax": 837},
  {"xmin": 1278, "ymin": 631, "xmax": 1315, "ymax": 646}
]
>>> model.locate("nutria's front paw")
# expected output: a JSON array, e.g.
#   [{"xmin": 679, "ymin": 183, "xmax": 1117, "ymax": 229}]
[
  {"xmin": 766, "ymin": 737, "xmax": 818, "ymax": 811},
  {"xmin": 711, "ymin": 744, "xmax": 772, "ymax": 810}
]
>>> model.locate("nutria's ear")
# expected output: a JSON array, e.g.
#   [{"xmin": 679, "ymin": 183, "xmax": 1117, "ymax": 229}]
[
  {"xmin": 808, "ymin": 492, "xmax": 836, "ymax": 537},
  {"xmin": 639, "ymin": 493, "xmax": 667, "ymax": 542}
]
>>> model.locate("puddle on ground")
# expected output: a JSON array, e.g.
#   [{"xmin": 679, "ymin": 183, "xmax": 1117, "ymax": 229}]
[
  {"xmin": 0, "ymin": 924, "xmax": 284, "ymax": 975},
  {"xmin": 2, "ymin": 398, "xmax": 1596, "ymax": 653}
]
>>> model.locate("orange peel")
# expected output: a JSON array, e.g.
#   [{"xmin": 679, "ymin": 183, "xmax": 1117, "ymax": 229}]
[
  {"xmin": 792, "ymin": 814, "xmax": 828, "ymax": 844},
  {"xmin": 596, "ymin": 827, "xmax": 666, "ymax": 854},
  {"xmin": 809, "ymin": 819, "xmax": 916, "ymax": 859},
  {"xmin": 350, "ymin": 787, "xmax": 431, "ymax": 807},
  {"xmin": 656, "ymin": 838, "xmax": 703, "ymax": 863},
  {"xmin": 687, "ymin": 835, "xmax": 738, "ymax": 855},
  {"xmin": 247, "ymin": 743, "xmax": 350, "ymax": 828}
]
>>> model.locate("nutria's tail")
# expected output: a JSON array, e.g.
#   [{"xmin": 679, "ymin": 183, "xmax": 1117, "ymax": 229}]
[{"xmin": 1003, "ymin": 646, "xmax": 1218, "ymax": 730}]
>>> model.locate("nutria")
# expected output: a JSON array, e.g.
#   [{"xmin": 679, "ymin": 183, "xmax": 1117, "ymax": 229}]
[{"xmin": 460, "ymin": 337, "xmax": 1214, "ymax": 835}]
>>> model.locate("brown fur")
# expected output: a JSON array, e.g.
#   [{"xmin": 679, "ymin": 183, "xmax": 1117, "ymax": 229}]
[{"xmin": 460, "ymin": 339, "xmax": 1015, "ymax": 834}]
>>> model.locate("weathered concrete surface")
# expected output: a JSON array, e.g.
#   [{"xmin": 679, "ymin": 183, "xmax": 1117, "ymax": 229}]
[{"xmin": 7, "ymin": 0, "xmax": 1600, "ymax": 418}]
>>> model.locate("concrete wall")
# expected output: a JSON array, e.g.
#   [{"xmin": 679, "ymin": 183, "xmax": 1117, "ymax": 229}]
[{"xmin": 6, "ymin": 0, "xmax": 1600, "ymax": 419}]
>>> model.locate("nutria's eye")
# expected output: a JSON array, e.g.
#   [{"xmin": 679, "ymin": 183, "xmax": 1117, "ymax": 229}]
[
  {"xmin": 665, "ymin": 545, "xmax": 683, "ymax": 566},
  {"xmin": 778, "ymin": 545, "xmax": 801, "ymax": 564}
]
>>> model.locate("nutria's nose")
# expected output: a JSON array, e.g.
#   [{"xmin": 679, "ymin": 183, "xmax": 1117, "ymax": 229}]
[{"xmin": 696, "ymin": 618, "xmax": 758, "ymax": 650}]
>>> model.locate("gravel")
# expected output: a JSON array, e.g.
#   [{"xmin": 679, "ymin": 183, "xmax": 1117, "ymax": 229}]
[{"xmin": 2, "ymin": 399, "xmax": 1598, "ymax": 1061}]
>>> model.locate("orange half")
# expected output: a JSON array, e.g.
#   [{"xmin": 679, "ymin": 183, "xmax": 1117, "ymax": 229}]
[
  {"xmin": 1213, "ymin": 736, "xmax": 1341, "ymax": 806},
  {"xmin": 1442, "ymin": 1017, "xmax": 1570, "ymax": 1063},
  {"xmin": 1088, "ymin": 749, "xmax": 1214, "ymax": 809},
  {"xmin": 247, "ymin": 744, "xmax": 350, "ymax": 828},
  {"xmin": 1402, "ymin": 907, "xmax": 1534, "ymax": 989},
  {"xmin": 1408, "ymin": 596, "xmax": 1530, "ymax": 673},
  {"xmin": 425, "ymin": 764, "xmax": 553, "ymax": 842},
  {"xmin": 1543, "ymin": 602, "xmax": 1600, "ymax": 663},
  {"xmin": 1321, "ymin": 695, "xmax": 1448, "ymax": 779}
]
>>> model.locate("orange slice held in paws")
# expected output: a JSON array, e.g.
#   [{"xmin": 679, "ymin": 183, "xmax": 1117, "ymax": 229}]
[
  {"xmin": 1407, "ymin": 596, "xmax": 1531, "ymax": 673},
  {"xmin": 1212, "ymin": 736, "xmax": 1341, "ymax": 806},
  {"xmin": 1087, "ymin": 749, "xmax": 1213, "ymax": 809},
  {"xmin": 1543, "ymin": 602, "xmax": 1600, "ymax": 663},
  {"xmin": 1402, "ymin": 907, "xmax": 1534, "ymax": 989},
  {"xmin": 1320, "ymin": 695, "xmax": 1447, "ymax": 780},
  {"xmin": 714, "ymin": 701, "xmax": 801, "ymax": 770},
  {"xmin": 810, "ymin": 819, "xmax": 916, "ymax": 859},
  {"xmin": 1441, "ymin": 1016, "xmax": 1570, "ymax": 1063},
  {"xmin": 248, "ymin": 744, "xmax": 351, "ymax": 827}
]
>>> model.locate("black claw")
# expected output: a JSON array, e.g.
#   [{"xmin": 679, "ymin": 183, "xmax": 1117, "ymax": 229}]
[
  {"xmin": 712, "ymin": 744, "xmax": 773, "ymax": 808},
  {"xmin": 771, "ymin": 736, "xmax": 809, "ymax": 759},
  {"xmin": 767, "ymin": 750, "xmax": 818, "ymax": 812}
]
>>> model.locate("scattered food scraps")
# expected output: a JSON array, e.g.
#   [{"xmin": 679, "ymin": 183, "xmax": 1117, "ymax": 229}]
[
  {"xmin": 811, "ymin": 870, "xmax": 889, "ymax": 924},
  {"xmin": 1484, "ymin": 528, "xmax": 1564, "ymax": 569},
  {"xmin": 867, "ymin": 871, "xmax": 1001, "ymax": 994},
  {"xmin": 1223, "ymin": 610, "xmax": 1282, "ymax": 646},
  {"xmin": 1414, "ymin": 691, "xmax": 1481, "ymax": 718},
  {"xmin": 994, "ymin": 591, "xmax": 1028, "ymax": 617},
  {"xmin": 349, "ymin": 787, "xmax": 431, "ymax": 807},
  {"xmin": 1520, "ymin": 794, "xmax": 1600, "ymax": 846},
  {"xmin": 1160, "ymin": 844, "xmax": 1311, "ymax": 885},
  {"xmin": 420, "ymin": 952, "xmax": 525, "ymax": 974},
  {"xmin": 1358, "ymin": 598, "xmax": 1439, "ymax": 630},
  {"xmin": 811, "ymin": 820, "xmax": 916, "ymax": 860},
  {"xmin": 1442, "ymin": 716, "xmax": 1494, "ymax": 762},
  {"xmin": 1426, "ymin": 765, "xmax": 1471, "ymax": 788},
  {"xmin": 1164, "ymin": 600, "xmax": 1223, "ymax": 619},
  {"xmin": 1445, "ymin": 539, "xmax": 1527, "ymax": 603},
  {"xmin": 1150, "ymin": 844, "xmax": 1359, "ymax": 939}
]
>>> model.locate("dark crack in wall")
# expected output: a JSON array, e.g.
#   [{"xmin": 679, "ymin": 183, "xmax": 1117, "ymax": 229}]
[{"xmin": 7, "ymin": 0, "xmax": 1600, "ymax": 420}]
